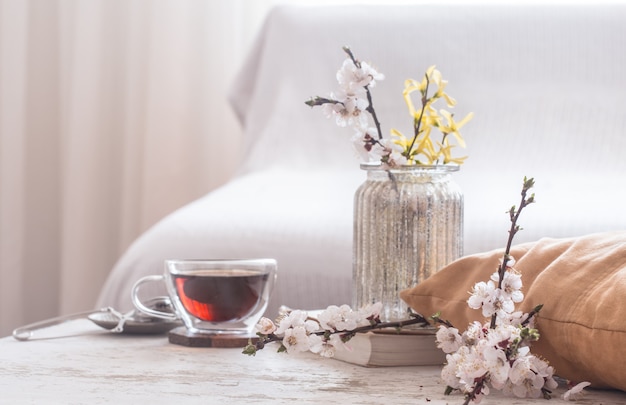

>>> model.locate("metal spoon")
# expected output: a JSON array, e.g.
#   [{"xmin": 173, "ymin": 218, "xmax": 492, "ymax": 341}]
[{"xmin": 12, "ymin": 297, "xmax": 181, "ymax": 341}]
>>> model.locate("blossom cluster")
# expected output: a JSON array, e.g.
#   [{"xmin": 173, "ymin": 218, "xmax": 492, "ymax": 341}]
[
  {"xmin": 243, "ymin": 302, "xmax": 432, "ymax": 358},
  {"xmin": 435, "ymin": 259, "xmax": 558, "ymax": 403},
  {"xmin": 430, "ymin": 178, "xmax": 566, "ymax": 404},
  {"xmin": 467, "ymin": 259, "xmax": 524, "ymax": 320},
  {"xmin": 306, "ymin": 47, "xmax": 473, "ymax": 166},
  {"xmin": 244, "ymin": 303, "xmax": 385, "ymax": 358}
]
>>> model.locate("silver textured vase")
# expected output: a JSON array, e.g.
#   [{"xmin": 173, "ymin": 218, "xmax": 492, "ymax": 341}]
[{"xmin": 353, "ymin": 164, "xmax": 464, "ymax": 322}]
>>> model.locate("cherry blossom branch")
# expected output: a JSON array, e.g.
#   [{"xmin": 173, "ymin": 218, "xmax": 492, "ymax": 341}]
[
  {"xmin": 305, "ymin": 46, "xmax": 471, "ymax": 166},
  {"xmin": 430, "ymin": 312, "xmax": 454, "ymax": 328},
  {"xmin": 342, "ymin": 46, "xmax": 383, "ymax": 140},
  {"xmin": 243, "ymin": 310, "xmax": 431, "ymax": 356},
  {"xmin": 490, "ymin": 177, "xmax": 535, "ymax": 329},
  {"xmin": 499, "ymin": 177, "xmax": 535, "ymax": 279}
]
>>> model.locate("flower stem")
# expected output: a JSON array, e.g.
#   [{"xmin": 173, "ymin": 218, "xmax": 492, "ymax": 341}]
[
  {"xmin": 304, "ymin": 96, "xmax": 341, "ymax": 107},
  {"xmin": 490, "ymin": 177, "xmax": 535, "ymax": 329},
  {"xmin": 463, "ymin": 376, "xmax": 487, "ymax": 405},
  {"xmin": 340, "ymin": 311, "xmax": 431, "ymax": 339},
  {"xmin": 250, "ymin": 311, "xmax": 431, "ymax": 354},
  {"xmin": 343, "ymin": 46, "xmax": 383, "ymax": 140},
  {"xmin": 365, "ymin": 88, "xmax": 383, "ymax": 140},
  {"xmin": 406, "ymin": 73, "xmax": 430, "ymax": 158}
]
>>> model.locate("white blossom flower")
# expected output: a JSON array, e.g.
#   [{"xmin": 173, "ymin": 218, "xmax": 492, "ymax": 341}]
[
  {"xmin": 562, "ymin": 381, "xmax": 591, "ymax": 401},
  {"xmin": 485, "ymin": 324, "xmax": 518, "ymax": 350},
  {"xmin": 336, "ymin": 58, "xmax": 384, "ymax": 93},
  {"xmin": 351, "ymin": 129, "xmax": 386, "ymax": 162},
  {"xmin": 255, "ymin": 317, "xmax": 277, "ymax": 335},
  {"xmin": 307, "ymin": 334, "xmax": 334, "ymax": 358},
  {"xmin": 483, "ymin": 346, "xmax": 510, "ymax": 388},
  {"xmin": 496, "ymin": 310, "xmax": 528, "ymax": 327},
  {"xmin": 275, "ymin": 310, "xmax": 319, "ymax": 335},
  {"xmin": 508, "ymin": 356, "xmax": 545, "ymax": 398},
  {"xmin": 304, "ymin": 319, "xmax": 320, "ymax": 333},
  {"xmin": 467, "ymin": 280, "xmax": 496, "ymax": 310},
  {"xmin": 481, "ymin": 289, "xmax": 516, "ymax": 319},
  {"xmin": 358, "ymin": 301, "xmax": 382, "ymax": 322},
  {"xmin": 282, "ymin": 325, "xmax": 311, "ymax": 354},
  {"xmin": 436, "ymin": 325, "xmax": 462, "ymax": 353},
  {"xmin": 311, "ymin": 334, "xmax": 347, "ymax": 358},
  {"xmin": 441, "ymin": 353, "xmax": 461, "ymax": 389},
  {"xmin": 456, "ymin": 345, "xmax": 488, "ymax": 383},
  {"xmin": 334, "ymin": 304, "xmax": 361, "ymax": 330},
  {"xmin": 317, "ymin": 305, "xmax": 343, "ymax": 331},
  {"xmin": 493, "ymin": 270, "xmax": 524, "ymax": 303},
  {"xmin": 461, "ymin": 321, "xmax": 485, "ymax": 346},
  {"xmin": 321, "ymin": 94, "xmax": 369, "ymax": 128},
  {"xmin": 317, "ymin": 304, "xmax": 369, "ymax": 332},
  {"xmin": 531, "ymin": 356, "xmax": 558, "ymax": 390},
  {"xmin": 275, "ymin": 310, "xmax": 305, "ymax": 334},
  {"xmin": 321, "ymin": 101, "xmax": 342, "ymax": 122}
]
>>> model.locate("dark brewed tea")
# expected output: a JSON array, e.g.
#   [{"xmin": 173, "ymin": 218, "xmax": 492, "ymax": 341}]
[{"xmin": 172, "ymin": 270, "xmax": 268, "ymax": 323}]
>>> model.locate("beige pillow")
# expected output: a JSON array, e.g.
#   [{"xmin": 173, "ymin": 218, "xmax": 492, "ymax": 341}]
[{"xmin": 400, "ymin": 231, "xmax": 626, "ymax": 391}]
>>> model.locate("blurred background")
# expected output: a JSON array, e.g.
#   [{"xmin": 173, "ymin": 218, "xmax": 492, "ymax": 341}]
[{"xmin": 0, "ymin": 0, "xmax": 616, "ymax": 337}]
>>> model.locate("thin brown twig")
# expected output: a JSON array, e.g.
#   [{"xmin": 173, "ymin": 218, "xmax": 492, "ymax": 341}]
[{"xmin": 490, "ymin": 177, "xmax": 535, "ymax": 329}]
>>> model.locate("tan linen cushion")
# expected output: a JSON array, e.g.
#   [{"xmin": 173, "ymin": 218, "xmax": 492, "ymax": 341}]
[{"xmin": 400, "ymin": 231, "xmax": 626, "ymax": 391}]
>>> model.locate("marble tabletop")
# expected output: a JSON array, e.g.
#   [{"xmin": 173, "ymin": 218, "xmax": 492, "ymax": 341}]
[{"xmin": 1, "ymin": 319, "xmax": 625, "ymax": 404}]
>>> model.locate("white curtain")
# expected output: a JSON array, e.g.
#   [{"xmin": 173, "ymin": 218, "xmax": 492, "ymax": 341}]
[{"xmin": 0, "ymin": 0, "xmax": 286, "ymax": 336}]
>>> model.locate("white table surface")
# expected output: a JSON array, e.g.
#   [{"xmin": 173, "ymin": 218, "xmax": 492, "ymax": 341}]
[{"xmin": 1, "ymin": 320, "xmax": 625, "ymax": 405}]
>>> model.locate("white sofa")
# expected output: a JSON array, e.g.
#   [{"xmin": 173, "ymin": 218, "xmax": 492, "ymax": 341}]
[{"xmin": 97, "ymin": 3, "xmax": 626, "ymax": 318}]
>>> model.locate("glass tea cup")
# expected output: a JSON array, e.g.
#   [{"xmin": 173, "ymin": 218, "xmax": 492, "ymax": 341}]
[{"xmin": 131, "ymin": 258, "xmax": 277, "ymax": 335}]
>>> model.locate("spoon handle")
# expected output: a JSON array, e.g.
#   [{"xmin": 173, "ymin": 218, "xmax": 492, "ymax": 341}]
[{"xmin": 12, "ymin": 308, "xmax": 116, "ymax": 341}]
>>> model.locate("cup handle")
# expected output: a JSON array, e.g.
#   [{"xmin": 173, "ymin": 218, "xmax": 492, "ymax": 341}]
[{"xmin": 131, "ymin": 275, "xmax": 179, "ymax": 321}]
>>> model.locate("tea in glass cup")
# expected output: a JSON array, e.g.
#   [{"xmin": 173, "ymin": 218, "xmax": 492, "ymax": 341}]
[{"xmin": 132, "ymin": 259, "xmax": 277, "ymax": 335}]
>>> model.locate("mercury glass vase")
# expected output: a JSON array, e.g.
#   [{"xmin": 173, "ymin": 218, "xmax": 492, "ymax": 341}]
[{"xmin": 353, "ymin": 164, "xmax": 464, "ymax": 322}]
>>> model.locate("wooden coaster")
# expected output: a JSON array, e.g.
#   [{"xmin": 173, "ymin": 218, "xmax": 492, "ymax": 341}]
[{"xmin": 168, "ymin": 326, "xmax": 258, "ymax": 348}]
